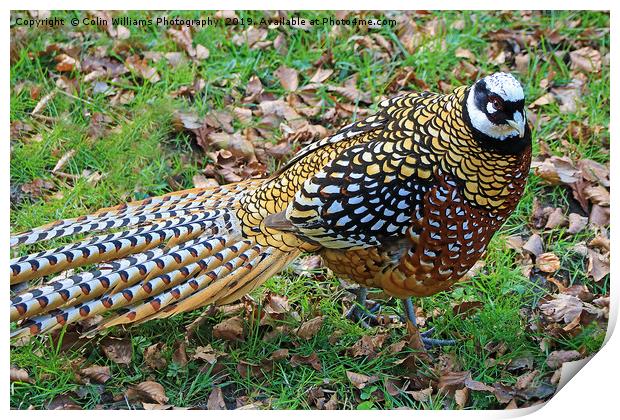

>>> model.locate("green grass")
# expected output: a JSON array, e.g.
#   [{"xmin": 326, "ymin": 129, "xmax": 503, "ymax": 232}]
[{"xmin": 10, "ymin": 10, "xmax": 609, "ymax": 409}]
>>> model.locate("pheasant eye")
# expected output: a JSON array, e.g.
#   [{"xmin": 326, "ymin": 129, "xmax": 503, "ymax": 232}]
[{"xmin": 489, "ymin": 95, "xmax": 504, "ymax": 111}]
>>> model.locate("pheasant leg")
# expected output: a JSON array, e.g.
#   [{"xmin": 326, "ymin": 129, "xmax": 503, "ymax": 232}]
[
  {"xmin": 402, "ymin": 298, "xmax": 456, "ymax": 348},
  {"xmin": 345, "ymin": 287, "xmax": 381, "ymax": 328}
]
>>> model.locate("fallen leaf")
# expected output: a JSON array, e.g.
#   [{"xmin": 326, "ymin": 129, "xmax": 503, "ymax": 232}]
[
  {"xmin": 567, "ymin": 213, "xmax": 588, "ymax": 234},
  {"xmin": 274, "ymin": 65, "xmax": 299, "ymax": 91},
  {"xmin": 21, "ymin": 178, "xmax": 55, "ymax": 198},
  {"xmin": 143, "ymin": 343, "xmax": 167, "ymax": 370},
  {"xmin": 544, "ymin": 208, "xmax": 567, "ymax": 229},
  {"xmin": 10, "ymin": 366, "xmax": 32, "ymax": 383},
  {"xmin": 346, "ymin": 371, "xmax": 376, "ymax": 389},
  {"xmin": 172, "ymin": 341, "xmax": 188, "ymax": 366},
  {"xmin": 569, "ymin": 47, "xmax": 601, "ymax": 73},
  {"xmin": 126, "ymin": 381, "xmax": 169, "ymax": 404},
  {"xmin": 531, "ymin": 156, "xmax": 579, "ymax": 185},
  {"xmin": 125, "ymin": 55, "xmax": 160, "ymax": 83},
  {"xmin": 270, "ymin": 348, "xmax": 290, "ymax": 361},
  {"xmin": 52, "ymin": 149, "xmax": 76, "ymax": 173},
  {"xmin": 54, "ymin": 53, "xmax": 79, "ymax": 72},
  {"xmin": 296, "ymin": 316, "xmax": 324, "ymax": 339},
  {"xmin": 454, "ymin": 387, "xmax": 469, "ymax": 408},
  {"xmin": 290, "ymin": 352, "xmax": 322, "ymax": 371},
  {"xmin": 207, "ymin": 387, "xmax": 226, "ymax": 410},
  {"xmin": 536, "ymin": 252, "xmax": 561, "ymax": 273},
  {"xmin": 515, "ymin": 370, "xmax": 538, "ymax": 390},
  {"xmin": 546, "ymin": 350, "xmax": 581, "ymax": 369},
  {"xmin": 583, "ymin": 185, "xmax": 609, "ymax": 206},
  {"xmin": 309, "ymin": 68, "xmax": 334, "ymax": 84},
  {"xmin": 192, "ymin": 174, "xmax": 219, "ymax": 189},
  {"xmin": 540, "ymin": 294, "xmax": 583, "ymax": 326},
  {"xmin": 264, "ymin": 292, "xmax": 291, "ymax": 315},
  {"xmin": 100, "ymin": 337, "xmax": 132, "ymax": 365},
  {"xmin": 348, "ymin": 334, "xmax": 388, "ymax": 358},
  {"xmin": 79, "ymin": 365, "xmax": 111, "ymax": 384},
  {"xmin": 522, "ymin": 234, "xmax": 544, "ymax": 257},
  {"xmin": 213, "ymin": 316, "xmax": 244, "ymax": 341},
  {"xmin": 31, "ymin": 91, "xmax": 56, "ymax": 115}
]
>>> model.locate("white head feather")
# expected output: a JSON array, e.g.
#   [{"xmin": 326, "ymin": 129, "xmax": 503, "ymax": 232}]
[{"xmin": 466, "ymin": 73, "xmax": 526, "ymax": 141}]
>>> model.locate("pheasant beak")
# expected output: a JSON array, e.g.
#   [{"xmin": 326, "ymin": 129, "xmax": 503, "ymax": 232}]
[{"xmin": 507, "ymin": 112, "xmax": 526, "ymax": 138}]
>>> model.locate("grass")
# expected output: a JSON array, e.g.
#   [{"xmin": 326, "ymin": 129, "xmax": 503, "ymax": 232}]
[{"xmin": 10, "ymin": 10, "xmax": 610, "ymax": 409}]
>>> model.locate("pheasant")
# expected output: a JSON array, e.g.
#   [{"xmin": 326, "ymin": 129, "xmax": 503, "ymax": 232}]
[{"xmin": 10, "ymin": 72, "xmax": 531, "ymax": 347}]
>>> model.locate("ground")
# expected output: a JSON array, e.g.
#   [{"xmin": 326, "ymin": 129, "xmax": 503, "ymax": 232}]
[{"xmin": 10, "ymin": 10, "xmax": 609, "ymax": 410}]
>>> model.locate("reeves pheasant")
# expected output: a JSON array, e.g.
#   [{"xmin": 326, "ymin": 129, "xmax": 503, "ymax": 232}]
[{"xmin": 10, "ymin": 72, "xmax": 531, "ymax": 345}]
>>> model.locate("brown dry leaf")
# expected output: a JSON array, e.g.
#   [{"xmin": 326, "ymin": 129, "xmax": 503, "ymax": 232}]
[
  {"xmin": 327, "ymin": 77, "xmax": 371, "ymax": 104},
  {"xmin": 589, "ymin": 205, "xmax": 609, "ymax": 226},
  {"xmin": 579, "ymin": 159, "xmax": 609, "ymax": 187},
  {"xmin": 531, "ymin": 156, "xmax": 579, "ymax": 185},
  {"xmin": 100, "ymin": 337, "xmax": 132, "ymax": 365},
  {"xmin": 52, "ymin": 149, "xmax": 76, "ymax": 173},
  {"xmin": 455, "ymin": 47, "xmax": 476, "ymax": 61},
  {"xmin": 346, "ymin": 371, "xmax": 375, "ymax": 389},
  {"xmin": 55, "ymin": 53, "xmax": 80, "ymax": 72},
  {"xmin": 207, "ymin": 132, "xmax": 256, "ymax": 161},
  {"xmin": 551, "ymin": 75, "xmax": 586, "ymax": 114},
  {"xmin": 167, "ymin": 26, "xmax": 196, "ymax": 57},
  {"xmin": 407, "ymin": 387, "xmax": 433, "ymax": 402},
  {"xmin": 232, "ymin": 27, "xmax": 269, "ymax": 49},
  {"xmin": 264, "ymin": 292, "xmax": 291, "ymax": 315},
  {"xmin": 10, "ymin": 366, "xmax": 32, "ymax": 383},
  {"xmin": 126, "ymin": 381, "xmax": 169, "ymax": 404},
  {"xmin": 21, "ymin": 178, "xmax": 55, "ymax": 198},
  {"xmin": 587, "ymin": 248, "xmax": 609, "ymax": 282},
  {"xmin": 546, "ymin": 350, "xmax": 581, "ymax": 369},
  {"xmin": 46, "ymin": 394, "xmax": 82, "ymax": 410},
  {"xmin": 144, "ymin": 343, "xmax": 167, "ymax": 370},
  {"xmin": 544, "ymin": 208, "xmax": 567, "ymax": 229},
  {"xmin": 244, "ymin": 75, "xmax": 264, "ymax": 102},
  {"xmin": 214, "ymin": 10, "xmax": 238, "ymax": 20},
  {"xmin": 348, "ymin": 334, "xmax": 388, "ymax": 358},
  {"xmin": 583, "ymin": 185, "xmax": 609, "ymax": 206},
  {"xmin": 195, "ymin": 44, "xmax": 210, "ymax": 60},
  {"xmin": 309, "ymin": 68, "xmax": 334, "ymax": 84},
  {"xmin": 172, "ymin": 111, "xmax": 202, "ymax": 131},
  {"xmin": 296, "ymin": 315, "xmax": 324, "ymax": 340},
  {"xmin": 569, "ymin": 47, "xmax": 602, "ymax": 73},
  {"xmin": 142, "ymin": 403, "xmax": 173, "ymax": 410},
  {"xmin": 455, "ymin": 388, "xmax": 469, "ymax": 408},
  {"xmin": 522, "ymin": 234, "xmax": 543, "ymax": 257},
  {"xmin": 125, "ymin": 55, "xmax": 160, "ymax": 83},
  {"xmin": 270, "ymin": 348, "xmax": 290, "ymax": 361},
  {"xmin": 529, "ymin": 93, "xmax": 555, "ymax": 108},
  {"xmin": 31, "ymin": 90, "xmax": 56, "ymax": 116},
  {"xmin": 567, "ymin": 213, "xmax": 588, "ymax": 235},
  {"xmin": 515, "ymin": 370, "xmax": 538, "ymax": 391},
  {"xmin": 207, "ymin": 387, "xmax": 226, "ymax": 410},
  {"xmin": 274, "ymin": 65, "xmax": 299, "ymax": 91},
  {"xmin": 172, "ymin": 341, "xmax": 187, "ymax": 366},
  {"xmin": 213, "ymin": 316, "xmax": 244, "ymax": 341},
  {"xmin": 540, "ymin": 294, "xmax": 583, "ymax": 326},
  {"xmin": 290, "ymin": 352, "xmax": 322, "ymax": 371},
  {"xmin": 192, "ymin": 174, "xmax": 219, "ymax": 189},
  {"xmin": 536, "ymin": 252, "xmax": 561, "ymax": 273},
  {"xmin": 79, "ymin": 365, "xmax": 111, "ymax": 384},
  {"xmin": 192, "ymin": 345, "xmax": 221, "ymax": 365},
  {"xmin": 452, "ymin": 301, "xmax": 484, "ymax": 318},
  {"xmin": 514, "ymin": 53, "xmax": 530, "ymax": 74}
]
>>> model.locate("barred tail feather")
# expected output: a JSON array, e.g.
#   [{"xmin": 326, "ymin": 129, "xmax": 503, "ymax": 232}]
[
  {"xmin": 10, "ymin": 181, "xmax": 260, "ymax": 248},
  {"xmin": 10, "ymin": 181, "xmax": 299, "ymax": 338}
]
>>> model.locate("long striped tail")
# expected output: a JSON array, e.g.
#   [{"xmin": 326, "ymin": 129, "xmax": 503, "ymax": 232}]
[{"xmin": 10, "ymin": 180, "xmax": 300, "ymax": 338}]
